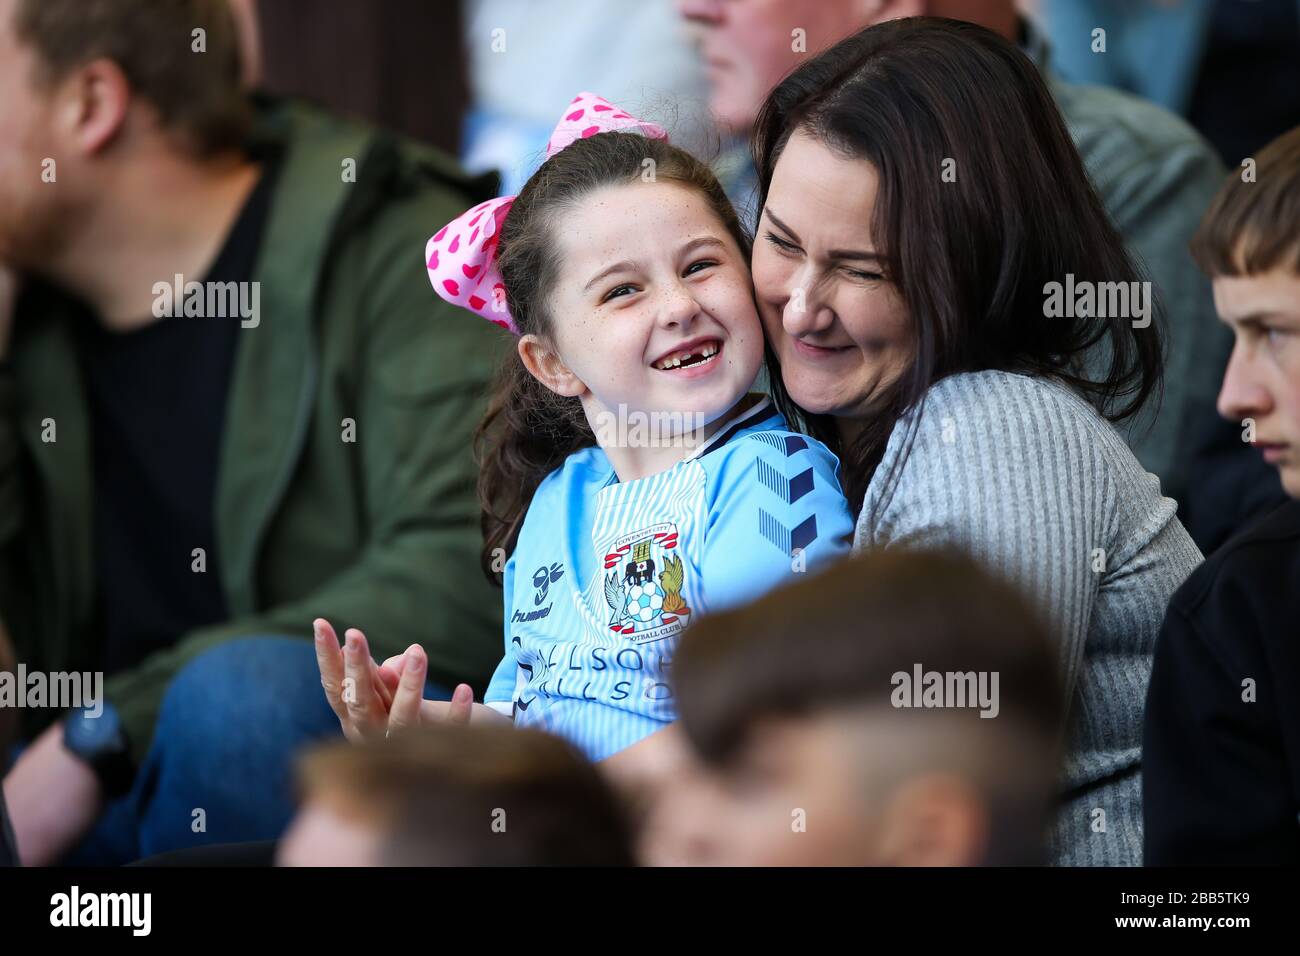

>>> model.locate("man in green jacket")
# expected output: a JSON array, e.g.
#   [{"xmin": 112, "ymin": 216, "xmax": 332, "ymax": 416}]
[{"xmin": 0, "ymin": 0, "xmax": 505, "ymax": 864}]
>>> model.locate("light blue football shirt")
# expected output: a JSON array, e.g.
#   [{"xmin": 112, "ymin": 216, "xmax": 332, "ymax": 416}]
[{"xmin": 483, "ymin": 397, "xmax": 854, "ymax": 760}]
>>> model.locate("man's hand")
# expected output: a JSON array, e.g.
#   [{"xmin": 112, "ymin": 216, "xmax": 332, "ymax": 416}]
[{"xmin": 2, "ymin": 722, "xmax": 105, "ymax": 866}]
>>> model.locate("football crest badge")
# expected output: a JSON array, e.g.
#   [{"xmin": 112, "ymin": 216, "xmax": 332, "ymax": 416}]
[{"xmin": 601, "ymin": 522, "xmax": 690, "ymax": 643}]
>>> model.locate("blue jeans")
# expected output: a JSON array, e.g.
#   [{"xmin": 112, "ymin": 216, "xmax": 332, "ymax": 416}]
[{"xmin": 49, "ymin": 636, "xmax": 445, "ymax": 866}]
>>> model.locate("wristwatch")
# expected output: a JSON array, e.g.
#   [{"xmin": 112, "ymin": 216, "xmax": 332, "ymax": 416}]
[{"xmin": 62, "ymin": 702, "xmax": 135, "ymax": 798}]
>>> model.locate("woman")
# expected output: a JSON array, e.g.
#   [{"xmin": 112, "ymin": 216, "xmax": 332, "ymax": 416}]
[{"xmin": 751, "ymin": 17, "xmax": 1202, "ymax": 865}]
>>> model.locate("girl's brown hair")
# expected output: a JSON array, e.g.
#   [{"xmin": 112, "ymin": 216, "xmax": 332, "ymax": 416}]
[{"xmin": 476, "ymin": 131, "xmax": 750, "ymax": 580}]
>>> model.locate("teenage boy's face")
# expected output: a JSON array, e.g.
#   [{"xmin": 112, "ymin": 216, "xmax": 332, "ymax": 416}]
[{"xmin": 1214, "ymin": 268, "xmax": 1300, "ymax": 498}]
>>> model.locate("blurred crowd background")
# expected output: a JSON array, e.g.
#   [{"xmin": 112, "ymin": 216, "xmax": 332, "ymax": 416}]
[
  {"xmin": 2, "ymin": 0, "xmax": 1298, "ymax": 872},
  {"xmin": 240, "ymin": 0, "xmax": 1299, "ymax": 191}
]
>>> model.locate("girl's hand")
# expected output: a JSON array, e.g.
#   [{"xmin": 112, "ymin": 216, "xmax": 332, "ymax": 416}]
[
  {"xmin": 313, "ymin": 619, "xmax": 476, "ymax": 742},
  {"xmin": 314, "ymin": 619, "xmax": 401, "ymax": 742}
]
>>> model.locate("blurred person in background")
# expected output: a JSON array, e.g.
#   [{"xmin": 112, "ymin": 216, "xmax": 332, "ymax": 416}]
[
  {"xmin": 1037, "ymin": 0, "xmax": 1300, "ymax": 168},
  {"xmin": 461, "ymin": 0, "xmax": 715, "ymax": 195},
  {"xmin": 234, "ymin": 0, "xmax": 469, "ymax": 156},
  {"xmin": 0, "ymin": 0, "xmax": 504, "ymax": 865},
  {"xmin": 678, "ymin": 0, "xmax": 1285, "ymax": 551},
  {"xmin": 646, "ymin": 549, "xmax": 1062, "ymax": 867}
]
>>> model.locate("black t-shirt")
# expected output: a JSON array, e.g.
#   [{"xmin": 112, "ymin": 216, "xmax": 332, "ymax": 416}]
[{"xmin": 74, "ymin": 159, "xmax": 278, "ymax": 675}]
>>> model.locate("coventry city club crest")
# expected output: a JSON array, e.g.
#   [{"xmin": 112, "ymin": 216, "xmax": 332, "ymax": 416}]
[{"xmin": 601, "ymin": 522, "xmax": 691, "ymax": 644}]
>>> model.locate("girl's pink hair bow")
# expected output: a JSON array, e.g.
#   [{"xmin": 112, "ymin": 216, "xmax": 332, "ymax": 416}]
[{"xmin": 425, "ymin": 91, "xmax": 668, "ymax": 334}]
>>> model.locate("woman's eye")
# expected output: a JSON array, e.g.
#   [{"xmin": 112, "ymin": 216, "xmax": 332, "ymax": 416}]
[
  {"xmin": 846, "ymin": 268, "xmax": 884, "ymax": 282},
  {"xmin": 684, "ymin": 259, "xmax": 717, "ymax": 276},
  {"xmin": 764, "ymin": 232, "xmax": 799, "ymax": 254}
]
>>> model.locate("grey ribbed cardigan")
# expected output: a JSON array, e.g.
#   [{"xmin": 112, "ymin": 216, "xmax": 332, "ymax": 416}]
[{"xmin": 853, "ymin": 371, "xmax": 1203, "ymax": 866}]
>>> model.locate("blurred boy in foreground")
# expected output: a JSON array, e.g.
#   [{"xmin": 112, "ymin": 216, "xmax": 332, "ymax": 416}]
[
  {"xmin": 279, "ymin": 724, "xmax": 635, "ymax": 867},
  {"xmin": 645, "ymin": 549, "xmax": 1063, "ymax": 866}
]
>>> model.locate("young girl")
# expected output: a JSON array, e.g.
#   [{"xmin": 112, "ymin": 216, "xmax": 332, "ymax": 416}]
[{"xmin": 314, "ymin": 93, "xmax": 852, "ymax": 777}]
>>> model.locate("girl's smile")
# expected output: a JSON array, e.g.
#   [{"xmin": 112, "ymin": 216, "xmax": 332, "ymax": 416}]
[{"xmin": 651, "ymin": 336, "xmax": 723, "ymax": 376}]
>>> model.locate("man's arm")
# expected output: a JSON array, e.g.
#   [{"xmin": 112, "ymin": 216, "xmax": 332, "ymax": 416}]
[{"xmin": 2, "ymin": 723, "xmax": 101, "ymax": 866}]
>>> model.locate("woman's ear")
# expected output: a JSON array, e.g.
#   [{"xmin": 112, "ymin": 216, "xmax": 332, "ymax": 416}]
[{"xmin": 518, "ymin": 334, "xmax": 586, "ymax": 398}]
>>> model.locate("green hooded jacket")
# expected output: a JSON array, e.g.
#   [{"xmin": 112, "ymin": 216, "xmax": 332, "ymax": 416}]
[{"xmin": 0, "ymin": 98, "xmax": 509, "ymax": 763}]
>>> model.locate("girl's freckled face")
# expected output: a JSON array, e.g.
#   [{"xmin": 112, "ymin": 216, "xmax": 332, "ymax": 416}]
[{"xmin": 545, "ymin": 180, "xmax": 764, "ymax": 428}]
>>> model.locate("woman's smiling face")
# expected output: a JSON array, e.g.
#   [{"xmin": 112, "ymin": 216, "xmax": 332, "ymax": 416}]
[{"xmin": 753, "ymin": 128, "xmax": 913, "ymax": 421}]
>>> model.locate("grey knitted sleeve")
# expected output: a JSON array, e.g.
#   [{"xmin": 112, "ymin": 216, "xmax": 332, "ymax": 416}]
[{"xmin": 854, "ymin": 370, "xmax": 1203, "ymax": 865}]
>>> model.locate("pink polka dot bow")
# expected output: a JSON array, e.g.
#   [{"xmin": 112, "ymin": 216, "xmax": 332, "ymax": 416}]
[{"xmin": 425, "ymin": 91, "xmax": 669, "ymax": 335}]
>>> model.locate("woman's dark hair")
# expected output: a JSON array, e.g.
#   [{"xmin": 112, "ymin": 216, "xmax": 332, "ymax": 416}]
[
  {"xmin": 752, "ymin": 17, "xmax": 1164, "ymax": 514},
  {"xmin": 477, "ymin": 131, "xmax": 751, "ymax": 579}
]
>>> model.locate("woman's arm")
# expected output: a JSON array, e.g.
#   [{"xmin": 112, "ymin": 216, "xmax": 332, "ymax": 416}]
[
  {"xmin": 599, "ymin": 724, "xmax": 693, "ymax": 827},
  {"xmin": 860, "ymin": 373, "xmax": 1113, "ymax": 701},
  {"xmin": 601, "ymin": 725, "xmax": 686, "ymax": 784}
]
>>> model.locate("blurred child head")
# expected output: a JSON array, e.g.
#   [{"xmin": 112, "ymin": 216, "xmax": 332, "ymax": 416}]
[
  {"xmin": 646, "ymin": 547, "xmax": 1062, "ymax": 866},
  {"xmin": 278, "ymin": 723, "xmax": 634, "ymax": 866},
  {"xmin": 477, "ymin": 130, "xmax": 763, "ymax": 572},
  {"xmin": 1191, "ymin": 125, "xmax": 1300, "ymax": 498}
]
